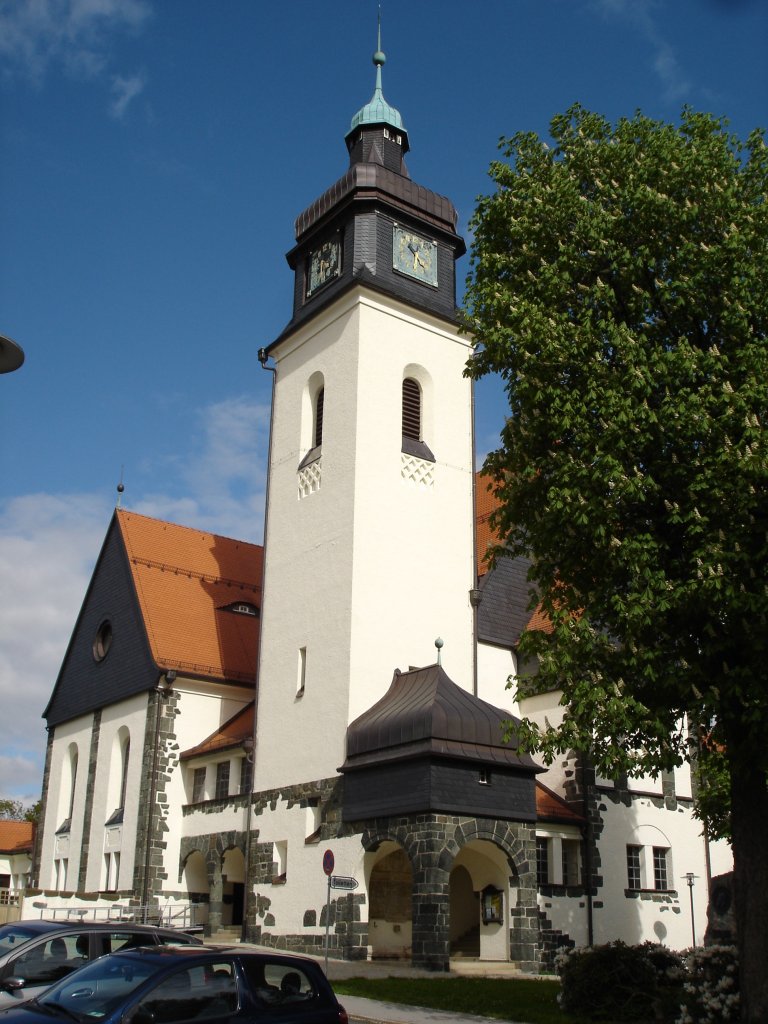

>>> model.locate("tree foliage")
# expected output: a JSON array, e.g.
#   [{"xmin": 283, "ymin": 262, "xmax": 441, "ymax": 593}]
[
  {"xmin": 0, "ymin": 798, "xmax": 40, "ymax": 822},
  {"xmin": 464, "ymin": 105, "xmax": 768, "ymax": 1021},
  {"xmin": 465, "ymin": 105, "xmax": 767, "ymax": 787}
]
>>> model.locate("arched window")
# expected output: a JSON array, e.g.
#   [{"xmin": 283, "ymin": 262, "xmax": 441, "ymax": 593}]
[
  {"xmin": 402, "ymin": 378, "xmax": 421, "ymax": 441},
  {"xmin": 314, "ymin": 387, "xmax": 324, "ymax": 448},
  {"xmin": 401, "ymin": 376, "xmax": 434, "ymax": 462},
  {"xmin": 68, "ymin": 748, "xmax": 78, "ymax": 819},
  {"xmin": 119, "ymin": 737, "xmax": 130, "ymax": 810}
]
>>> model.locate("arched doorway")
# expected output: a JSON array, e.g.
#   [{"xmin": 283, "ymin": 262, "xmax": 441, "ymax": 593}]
[
  {"xmin": 221, "ymin": 847, "xmax": 245, "ymax": 927},
  {"xmin": 182, "ymin": 850, "xmax": 210, "ymax": 930},
  {"xmin": 450, "ymin": 840, "xmax": 511, "ymax": 961},
  {"xmin": 366, "ymin": 842, "xmax": 412, "ymax": 960}
]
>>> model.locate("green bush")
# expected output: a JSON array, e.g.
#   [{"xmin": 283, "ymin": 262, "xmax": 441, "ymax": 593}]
[{"xmin": 556, "ymin": 942, "xmax": 686, "ymax": 1022}]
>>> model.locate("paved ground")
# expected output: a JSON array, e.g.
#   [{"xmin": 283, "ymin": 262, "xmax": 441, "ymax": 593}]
[{"xmin": 235, "ymin": 943, "xmax": 546, "ymax": 1024}]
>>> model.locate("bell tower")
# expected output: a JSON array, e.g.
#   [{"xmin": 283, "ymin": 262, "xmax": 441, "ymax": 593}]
[{"xmin": 254, "ymin": 37, "xmax": 475, "ymax": 791}]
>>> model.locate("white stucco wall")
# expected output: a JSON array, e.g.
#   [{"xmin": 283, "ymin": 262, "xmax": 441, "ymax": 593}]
[
  {"xmin": 256, "ymin": 288, "xmax": 475, "ymax": 791},
  {"xmin": 39, "ymin": 716, "xmax": 93, "ymax": 891},
  {"xmin": 477, "ymin": 641, "xmax": 519, "ymax": 714}
]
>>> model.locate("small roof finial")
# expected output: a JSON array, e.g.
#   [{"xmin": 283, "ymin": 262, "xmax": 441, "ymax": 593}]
[
  {"xmin": 116, "ymin": 466, "xmax": 125, "ymax": 508},
  {"xmin": 435, "ymin": 637, "xmax": 444, "ymax": 666}
]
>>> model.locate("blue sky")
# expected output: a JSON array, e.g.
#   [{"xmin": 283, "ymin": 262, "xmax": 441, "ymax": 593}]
[{"xmin": 1, "ymin": 0, "xmax": 766, "ymax": 802}]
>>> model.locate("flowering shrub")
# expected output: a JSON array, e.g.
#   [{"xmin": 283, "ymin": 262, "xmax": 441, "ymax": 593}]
[
  {"xmin": 556, "ymin": 942, "xmax": 740, "ymax": 1023},
  {"xmin": 677, "ymin": 945, "xmax": 739, "ymax": 1023}
]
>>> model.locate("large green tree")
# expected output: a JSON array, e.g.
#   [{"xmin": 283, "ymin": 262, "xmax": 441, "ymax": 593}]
[{"xmin": 464, "ymin": 106, "xmax": 767, "ymax": 1021}]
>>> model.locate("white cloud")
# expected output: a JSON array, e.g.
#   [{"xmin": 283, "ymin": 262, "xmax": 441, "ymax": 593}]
[
  {"xmin": 592, "ymin": 0, "xmax": 691, "ymax": 103},
  {"xmin": 0, "ymin": 0, "xmax": 152, "ymax": 110},
  {"xmin": 109, "ymin": 70, "xmax": 145, "ymax": 118},
  {"xmin": 0, "ymin": 492, "xmax": 112, "ymax": 801},
  {"xmin": 0, "ymin": 395, "xmax": 270, "ymax": 801}
]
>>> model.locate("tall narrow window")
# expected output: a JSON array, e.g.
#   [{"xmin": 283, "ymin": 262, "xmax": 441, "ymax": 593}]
[
  {"xmin": 67, "ymin": 747, "xmax": 79, "ymax": 821},
  {"xmin": 627, "ymin": 845, "xmax": 642, "ymax": 889},
  {"xmin": 239, "ymin": 757, "xmax": 253, "ymax": 795},
  {"xmin": 536, "ymin": 837, "xmax": 550, "ymax": 886},
  {"xmin": 402, "ymin": 378, "xmax": 421, "ymax": 440},
  {"xmin": 653, "ymin": 847, "xmax": 670, "ymax": 890},
  {"xmin": 215, "ymin": 761, "xmax": 230, "ymax": 800},
  {"xmin": 118, "ymin": 738, "xmax": 130, "ymax": 810},
  {"xmin": 192, "ymin": 767, "xmax": 206, "ymax": 803},
  {"xmin": 297, "ymin": 646, "xmax": 307, "ymax": 697},
  {"xmin": 314, "ymin": 388, "xmax": 324, "ymax": 447}
]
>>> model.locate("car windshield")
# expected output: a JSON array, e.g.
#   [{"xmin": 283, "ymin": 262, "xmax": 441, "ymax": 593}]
[
  {"xmin": 38, "ymin": 956, "xmax": 159, "ymax": 1021},
  {"xmin": 0, "ymin": 925, "xmax": 39, "ymax": 955}
]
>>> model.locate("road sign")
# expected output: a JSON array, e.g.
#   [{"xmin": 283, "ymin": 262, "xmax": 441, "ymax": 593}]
[
  {"xmin": 330, "ymin": 875, "xmax": 358, "ymax": 890},
  {"xmin": 322, "ymin": 849, "xmax": 335, "ymax": 876}
]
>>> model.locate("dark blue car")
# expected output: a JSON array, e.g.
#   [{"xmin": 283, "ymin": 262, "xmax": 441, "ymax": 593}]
[{"xmin": 0, "ymin": 946, "xmax": 348, "ymax": 1024}]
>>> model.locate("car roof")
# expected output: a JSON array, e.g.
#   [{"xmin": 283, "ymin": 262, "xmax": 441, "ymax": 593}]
[
  {"xmin": 111, "ymin": 945, "xmax": 322, "ymax": 967},
  {"xmin": 3, "ymin": 920, "xmax": 198, "ymax": 938}
]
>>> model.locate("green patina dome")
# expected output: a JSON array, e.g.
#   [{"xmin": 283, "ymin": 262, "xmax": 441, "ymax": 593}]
[{"xmin": 348, "ymin": 47, "xmax": 405, "ymax": 135}]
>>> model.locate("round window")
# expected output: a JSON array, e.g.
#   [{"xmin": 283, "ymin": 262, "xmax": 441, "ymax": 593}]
[{"xmin": 93, "ymin": 620, "xmax": 113, "ymax": 662}]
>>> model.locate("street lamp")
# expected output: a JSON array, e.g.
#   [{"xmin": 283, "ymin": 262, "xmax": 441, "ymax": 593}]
[
  {"xmin": 241, "ymin": 735, "xmax": 254, "ymax": 942},
  {"xmin": 684, "ymin": 872, "xmax": 698, "ymax": 947}
]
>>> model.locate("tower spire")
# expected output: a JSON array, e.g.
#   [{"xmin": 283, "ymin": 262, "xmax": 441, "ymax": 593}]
[{"xmin": 347, "ymin": 7, "xmax": 406, "ymax": 146}]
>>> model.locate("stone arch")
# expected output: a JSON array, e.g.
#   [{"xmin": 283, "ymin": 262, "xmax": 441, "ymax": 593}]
[
  {"xmin": 221, "ymin": 846, "xmax": 245, "ymax": 927},
  {"xmin": 365, "ymin": 841, "xmax": 413, "ymax": 961},
  {"xmin": 181, "ymin": 849, "xmax": 210, "ymax": 931},
  {"xmin": 360, "ymin": 816, "xmax": 539, "ymax": 971}
]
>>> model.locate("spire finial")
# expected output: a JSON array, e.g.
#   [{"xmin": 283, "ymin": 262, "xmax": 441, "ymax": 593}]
[
  {"xmin": 373, "ymin": 4, "xmax": 385, "ymax": 93},
  {"xmin": 116, "ymin": 466, "xmax": 125, "ymax": 508},
  {"xmin": 435, "ymin": 637, "xmax": 444, "ymax": 666}
]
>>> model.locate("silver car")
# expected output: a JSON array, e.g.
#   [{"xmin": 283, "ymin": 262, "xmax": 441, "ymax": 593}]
[{"xmin": 0, "ymin": 920, "xmax": 201, "ymax": 1006}]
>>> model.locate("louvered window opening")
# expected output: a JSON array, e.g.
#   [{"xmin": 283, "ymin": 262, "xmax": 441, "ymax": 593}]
[
  {"xmin": 314, "ymin": 388, "xmax": 324, "ymax": 447},
  {"xmin": 402, "ymin": 378, "xmax": 421, "ymax": 441}
]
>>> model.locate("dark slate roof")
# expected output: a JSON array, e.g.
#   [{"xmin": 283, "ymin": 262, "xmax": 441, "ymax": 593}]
[
  {"xmin": 477, "ymin": 554, "xmax": 537, "ymax": 649},
  {"xmin": 341, "ymin": 664, "xmax": 540, "ymax": 773}
]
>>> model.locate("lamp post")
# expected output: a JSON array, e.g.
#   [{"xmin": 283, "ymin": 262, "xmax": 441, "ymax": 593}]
[
  {"xmin": 241, "ymin": 735, "xmax": 254, "ymax": 942},
  {"xmin": 684, "ymin": 872, "xmax": 698, "ymax": 947},
  {"xmin": 141, "ymin": 672, "xmax": 175, "ymax": 922}
]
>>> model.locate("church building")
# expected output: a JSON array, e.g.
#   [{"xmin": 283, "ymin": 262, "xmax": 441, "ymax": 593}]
[{"xmin": 31, "ymin": 40, "xmax": 731, "ymax": 971}]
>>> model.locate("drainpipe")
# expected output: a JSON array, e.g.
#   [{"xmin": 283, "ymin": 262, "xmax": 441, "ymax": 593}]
[
  {"xmin": 582, "ymin": 757, "xmax": 594, "ymax": 946},
  {"xmin": 240, "ymin": 348, "xmax": 276, "ymax": 942},
  {"xmin": 469, "ymin": 376, "xmax": 480, "ymax": 697}
]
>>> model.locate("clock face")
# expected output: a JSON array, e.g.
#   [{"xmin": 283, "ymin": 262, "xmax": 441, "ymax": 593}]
[
  {"xmin": 393, "ymin": 226, "xmax": 438, "ymax": 287},
  {"xmin": 307, "ymin": 238, "xmax": 340, "ymax": 296}
]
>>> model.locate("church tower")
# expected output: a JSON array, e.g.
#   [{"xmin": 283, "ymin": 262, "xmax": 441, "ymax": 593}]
[{"xmin": 254, "ymin": 39, "xmax": 475, "ymax": 791}]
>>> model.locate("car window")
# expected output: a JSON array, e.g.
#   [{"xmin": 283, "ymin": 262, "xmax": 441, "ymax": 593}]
[
  {"xmin": 40, "ymin": 955, "xmax": 159, "ymax": 1020},
  {"xmin": 241, "ymin": 960, "xmax": 317, "ymax": 1008},
  {"xmin": 0, "ymin": 926, "xmax": 39, "ymax": 955},
  {"xmin": 105, "ymin": 932, "xmax": 155, "ymax": 954},
  {"xmin": 136, "ymin": 962, "xmax": 238, "ymax": 1023},
  {"xmin": 10, "ymin": 934, "xmax": 87, "ymax": 985}
]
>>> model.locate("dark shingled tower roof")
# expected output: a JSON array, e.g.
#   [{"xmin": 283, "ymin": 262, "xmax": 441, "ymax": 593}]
[{"xmin": 342, "ymin": 663, "xmax": 540, "ymax": 772}]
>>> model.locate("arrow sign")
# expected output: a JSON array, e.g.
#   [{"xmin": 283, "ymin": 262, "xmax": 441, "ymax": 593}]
[{"xmin": 330, "ymin": 875, "xmax": 358, "ymax": 890}]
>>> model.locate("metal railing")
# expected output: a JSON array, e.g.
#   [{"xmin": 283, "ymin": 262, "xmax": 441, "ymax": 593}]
[{"xmin": 25, "ymin": 901, "xmax": 201, "ymax": 931}]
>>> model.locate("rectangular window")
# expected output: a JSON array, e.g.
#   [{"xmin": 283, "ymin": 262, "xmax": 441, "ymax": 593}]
[
  {"xmin": 273, "ymin": 841, "xmax": 287, "ymax": 883},
  {"xmin": 536, "ymin": 837, "xmax": 550, "ymax": 886},
  {"xmin": 562, "ymin": 839, "xmax": 580, "ymax": 887},
  {"xmin": 653, "ymin": 847, "xmax": 669, "ymax": 890},
  {"xmin": 627, "ymin": 845, "xmax": 642, "ymax": 889},
  {"xmin": 239, "ymin": 757, "xmax": 253, "ymax": 795},
  {"xmin": 478, "ymin": 767, "xmax": 491, "ymax": 785},
  {"xmin": 215, "ymin": 761, "xmax": 230, "ymax": 800},
  {"xmin": 192, "ymin": 767, "xmax": 206, "ymax": 803}
]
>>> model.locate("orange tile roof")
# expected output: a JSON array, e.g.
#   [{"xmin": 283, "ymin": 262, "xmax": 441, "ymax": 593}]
[
  {"xmin": 0, "ymin": 820, "xmax": 34, "ymax": 854},
  {"xmin": 117, "ymin": 510, "xmax": 263, "ymax": 685},
  {"xmin": 475, "ymin": 473, "xmax": 553, "ymax": 636},
  {"xmin": 181, "ymin": 702, "xmax": 255, "ymax": 760},
  {"xmin": 535, "ymin": 782, "xmax": 584, "ymax": 824},
  {"xmin": 475, "ymin": 472, "xmax": 499, "ymax": 576}
]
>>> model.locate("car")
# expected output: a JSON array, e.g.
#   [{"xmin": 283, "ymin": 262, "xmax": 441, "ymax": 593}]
[
  {"xmin": 0, "ymin": 945, "xmax": 348, "ymax": 1024},
  {"xmin": 0, "ymin": 920, "xmax": 202, "ymax": 1007}
]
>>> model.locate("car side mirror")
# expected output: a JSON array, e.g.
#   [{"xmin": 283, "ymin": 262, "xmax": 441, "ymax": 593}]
[
  {"xmin": 1, "ymin": 977, "xmax": 27, "ymax": 992},
  {"xmin": 129, "ymin": 1008, "xmax": 155, "ymax": 1024}
]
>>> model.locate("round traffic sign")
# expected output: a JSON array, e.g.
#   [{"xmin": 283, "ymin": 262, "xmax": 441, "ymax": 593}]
[{"xmin": 322, "ymin": 849, "xmax": 335, "ymax": 876}]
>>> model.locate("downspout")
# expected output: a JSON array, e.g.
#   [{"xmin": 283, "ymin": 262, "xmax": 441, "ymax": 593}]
[
  {"xmin": 242, "ymin": 347, "xmax": 276, "ymax": 941},
  {"xmin": 469, "ymin": 376, "xmax": 481, "ymax": 697},
  {"xmin": 582, "ymin": 757, "xmax": 594, "ymax": 946}
]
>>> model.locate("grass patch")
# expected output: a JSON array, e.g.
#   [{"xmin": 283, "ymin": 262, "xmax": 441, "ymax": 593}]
[{"xmin": 332, "ymin": 975, "xmax": 588, "ymax": 1024}]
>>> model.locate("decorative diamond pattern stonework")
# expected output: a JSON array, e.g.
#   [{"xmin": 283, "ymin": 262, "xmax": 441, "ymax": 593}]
[
  {"xmin": 298, "ymin": 459, "xmax": 322, "ymax": 498},
  {"xmin": 401, "ymin": 452, "xmax": 434, "ymax": 488}
]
